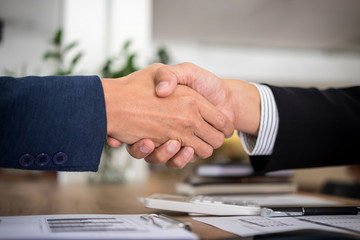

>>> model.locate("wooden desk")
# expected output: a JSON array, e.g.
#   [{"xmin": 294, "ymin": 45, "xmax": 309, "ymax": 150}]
[{"xmin": 1, "ymin": 172, "xmax": 360, "ymax": 239}]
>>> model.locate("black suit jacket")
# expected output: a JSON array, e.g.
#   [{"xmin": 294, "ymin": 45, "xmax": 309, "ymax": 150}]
[
  {"xmin": 0, "ymin": 76, "xmax": 106, "ymax": 171},
  {"xmin": 251, "ymin": 86, "xmax": 360, "ymax": 173}
]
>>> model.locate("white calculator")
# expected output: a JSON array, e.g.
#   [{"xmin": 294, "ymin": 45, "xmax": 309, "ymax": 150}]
[{"xmin": 144, "ymin": 193, "xmax": 260, "ymax": 216}]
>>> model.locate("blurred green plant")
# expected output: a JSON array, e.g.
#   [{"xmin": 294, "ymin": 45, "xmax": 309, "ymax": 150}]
[
  {"xmin": 154, "ymin": 47, "xmax": 171, "ymax": 65},
  {"xmin": 43, "ymin": 29, "xmax": 83, "ymax": 75},
  {"xmin": 101, "ymin": 40, "xmax": 137, "ymax": 78},
  {"xmin": 101, "ymin": 40, "xmax": 170, "ymax": 78}
]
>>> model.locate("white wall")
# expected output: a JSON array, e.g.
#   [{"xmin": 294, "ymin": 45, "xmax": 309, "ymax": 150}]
[
  {"xmin": 62, "ymin": 0, "xmax": 153, "ymax": 75},
  {"xmin": 152, "ymin": 0, "xmax": 360, "ymax": 88},
  {"xmin": 61, "ymin": 0, "xmax": 106, "ymax": 75},
  {"xmin": 0, "ymin": 0, "xmax": 62, "ymax": 76},
  {"xmin": 0, "ymin": 0, "xmax": 153, "ymax": 76},
  {"xmin": 107, "ymin": 0, "xmax": 152, "ymax": 68},
  {"xmin": 156, "ymin": 40, "xmax": 360, "ymax": 88},
  {"xmin": 2, "ymin": 0, "xmax": 359, "ymax": 86}
]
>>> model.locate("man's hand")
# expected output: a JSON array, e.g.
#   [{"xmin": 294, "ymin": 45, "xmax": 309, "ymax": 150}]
[
  {"xmin": 154, "ymin": 63, "xmax": 260, "ymax": 133},
  {"xmin": 102, "ymin": 63, "xmax": 234, "ymax": 161},
  {"xmin": 126, "ymin": 63, "xmax": 261, "ymax": 166}
]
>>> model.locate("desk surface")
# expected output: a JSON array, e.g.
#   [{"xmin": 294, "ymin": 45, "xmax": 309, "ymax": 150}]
[{"xmin": 1, "ymin": 172, "xmax": 360, "ymax": 239}]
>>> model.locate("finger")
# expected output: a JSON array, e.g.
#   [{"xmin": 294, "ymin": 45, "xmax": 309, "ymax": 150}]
[
  {"xmin": 155, "ymin": 66, "xmax": 179, "ymax": 97},
  {"xmin": 189, "ymin": 155, "xmax": 198, "ymax": 163},
  {"xmin": 186, "ymin": 134, "xmax": 214, "ymax": 159},
  {"xmin": 165, "ymin": 147, "xmax": 195, "ymax": 168},
  {"xmin": 194, "ymin": 117, "xmax": 226, "ymax": 150},
  {"xmin": 126, "ymin": 139, "xmax": 155, "ymax": 159},
  {"xmin": 198, "ymin": 98, "xmax": 234, "ymax": 138},
  {"xmin": 144, "ymin": 140, "xmax": 181, "ymax": 164},
  {"xmin": 155, "ymin": 63, "xmax": 214, "ymax": 98},
  {"xmin": 107, "ymin": 137, "xmax": 122, "ymax": 148}
]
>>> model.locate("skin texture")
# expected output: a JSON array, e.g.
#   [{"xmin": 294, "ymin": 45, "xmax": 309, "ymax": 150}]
[
  {"xmin": 126, "ymin": 63, "xmax": 261, "ymax": 168},
  {"xmin": 101, "ymin": 63, "xmax": 234, "ymax": 160}
]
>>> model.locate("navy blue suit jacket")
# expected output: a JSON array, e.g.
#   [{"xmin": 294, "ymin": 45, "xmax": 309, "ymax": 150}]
[
  {"xmin": 0, "ymin": 76, "xmax": 106, "ymax": 171},
  {"xmin": 251, "ymin": 86, "xmax": 360, "ymax": 173}
]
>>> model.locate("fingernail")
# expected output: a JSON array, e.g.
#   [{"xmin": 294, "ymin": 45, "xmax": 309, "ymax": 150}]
[
  {"xmin": 183, "ymin": 148, "xmax": 193, "ymax": 158},
  {"xmin": 167, "ymin": 141, "xmax": 178, "ymax": 153},
  {"xmin": 140, "ymin": 144, "xmax": 151, "ymax": 154},
  {"xmin": 156, "ymin": 81, "xmax": 169, "ymax": 93}
]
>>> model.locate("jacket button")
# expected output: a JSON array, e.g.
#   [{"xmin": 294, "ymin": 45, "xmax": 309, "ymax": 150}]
[
  {"xmin": 19, "ymin": 153, "xmax": 34, "ymax": 167},
  {"xmin": 35, "ymin": 153, "xmax": 50, "ymax": 166},
  {"xmin": 53, "ymin": 152, "xmax": 68, "ymax": 165}
]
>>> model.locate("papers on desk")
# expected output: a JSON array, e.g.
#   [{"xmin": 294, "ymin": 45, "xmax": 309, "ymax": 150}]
[
  {"xmin": 0, "ymin": 214, "xmax": 198, "ymax": 239},
  {"xmin": 211, "ymin": 193, "xmax": 340, "ymax": 206},
  {"xmin": 193, "ymin": 214, "xmax": 360, "ymax": 237}
]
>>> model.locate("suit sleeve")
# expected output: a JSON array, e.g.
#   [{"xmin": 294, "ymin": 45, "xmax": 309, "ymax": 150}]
[
  {"xmin": 251, "ymin": 86, "xmax": 360, "ymax": 173},
  {"xmin": 0, "ymin": 75, "xmax": 107, "ymax": 171}
]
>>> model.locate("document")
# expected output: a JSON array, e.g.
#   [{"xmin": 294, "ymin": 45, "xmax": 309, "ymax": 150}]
[
  {"xmin": 0, "ymin": 214, "xmax": 198, "ymax": 239},
  {"xmin": 210, "ymin": 193, "xmax": 339, "ymax": 206},
  {"xmin": 193, "ymin": 214, "xmax": 360, "ymax": 237},
  {"xmin": 298, "ymin": 215, "xmax": 360, "ymax": 234}
]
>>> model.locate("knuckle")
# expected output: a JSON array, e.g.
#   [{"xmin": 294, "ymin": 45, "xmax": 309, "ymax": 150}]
[
  {"xmin": 150, "ymin": 62, "xmax": 164, "ymax": 68},
  {"xmin": 182, "ymin": 95, "xmax": 197, "ymax": 106},
  {"xmin": 216, "ymin": 113, "xmax": 227, "ymax": 130},
  {"xmin": 180, "ymin": 62, "xmax": 195, "ymax": 71},
  {"xmin": 180, "ymin": 114, "xmax": 196, "ymax": 129}
]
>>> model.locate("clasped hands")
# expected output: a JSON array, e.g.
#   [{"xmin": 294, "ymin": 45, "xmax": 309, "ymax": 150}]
[{"xmin": 102, "ymin": 63, "xmax": 261, "ymax": 168}]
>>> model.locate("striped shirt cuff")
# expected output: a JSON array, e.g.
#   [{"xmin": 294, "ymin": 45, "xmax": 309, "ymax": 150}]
[{"xmin": 239, "ymin": 84, "xmax": 279, "ymax": 156}]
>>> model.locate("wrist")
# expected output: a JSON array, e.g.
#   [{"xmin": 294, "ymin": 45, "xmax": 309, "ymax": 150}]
[
  {"xmin": 225, "ymin": 79, "xmax": 261, "ymax": 135},
  {"xmin": 101, "ymin": 77, "xmax": 126, "ymax": 138}
]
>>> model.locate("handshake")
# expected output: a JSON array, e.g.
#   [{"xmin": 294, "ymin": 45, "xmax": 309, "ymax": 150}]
[{"xmin": 101, "ymin": 63, "xmax": 261, "ymax": 168}]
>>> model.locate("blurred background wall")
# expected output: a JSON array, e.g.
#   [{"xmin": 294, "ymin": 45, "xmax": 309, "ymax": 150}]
[{"xmin": 0, "ymin": 0, "xmax": 359, "ymax": 191}]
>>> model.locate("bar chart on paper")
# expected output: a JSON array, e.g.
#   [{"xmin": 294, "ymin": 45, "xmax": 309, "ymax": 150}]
[{"xmin": 0, "ymin": 214, "xmax": 199, "ymax": 239}]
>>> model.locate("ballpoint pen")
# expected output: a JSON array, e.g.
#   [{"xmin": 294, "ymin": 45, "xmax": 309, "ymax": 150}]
[
  {"xmin": 141, "ymin": 214, "xmax": 192, "ymax": 231},
  {"xmin": 261, "ymin": 206, "xmax": 359, "ymax": 218}
]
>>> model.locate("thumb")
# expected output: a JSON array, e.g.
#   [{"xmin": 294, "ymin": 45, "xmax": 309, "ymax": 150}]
[{"xmin": 155, "ymin": 66, "xmax": 180, "ymax": 98}]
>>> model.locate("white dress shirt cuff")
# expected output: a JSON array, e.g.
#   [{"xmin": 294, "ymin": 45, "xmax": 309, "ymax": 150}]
[{"xmin": 239, "ymin": 84, "xmax": 279, "ymax": 156}]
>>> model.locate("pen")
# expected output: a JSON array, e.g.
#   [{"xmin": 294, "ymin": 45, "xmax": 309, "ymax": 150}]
[
  {"xmin": 141, "ymin": 214, "xmax": 192, "ymax": 231},
  {"xmin": 261, "ymin": 206, "xmax": 359, "ymax": 218}
]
